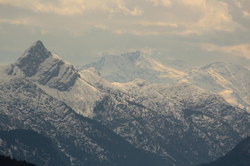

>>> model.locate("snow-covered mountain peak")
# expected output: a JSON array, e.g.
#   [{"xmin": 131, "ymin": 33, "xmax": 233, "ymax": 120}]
[
  {"xmin": 183, "ymin": 62, "xmax": 250, "ymax": 110},
  {"xmin": 31, "ymin": 40, "xmax": 45, "ymax": 50},
  {"xmin": 5, "ymin": 41, "xmax": 80, "ymax": 91},
  {"xmin": 15, "ymin": 40, "xmax": 52, "ymax": 77},
  {"xmin": 1, "ymin": 41, "xmax": 107, "ymax": 117},
  {"xmin": 82, "ymin": 51, "xmax": 186, "ymax": 83},
  {"xmin": 27, "ymin": 40, "xmax": 47, "ymax": 54},
  {"xmin": 121, "ymin": 51, "xmax": 141, "ymax": 62}
]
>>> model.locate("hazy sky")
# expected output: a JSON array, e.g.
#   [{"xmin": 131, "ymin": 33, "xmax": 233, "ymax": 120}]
[{"xmin": 0, "ymin": 0, "xmax": 250, "ymax": 67}]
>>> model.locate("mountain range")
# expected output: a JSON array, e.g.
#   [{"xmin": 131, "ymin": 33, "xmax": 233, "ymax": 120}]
[
  {"xmin": 82, "ymin": 51, "xmax": 250, "ymax": 111},
  {"xmin": 0, "ymin": 40, "xmax": 249, "ymax": 166}
]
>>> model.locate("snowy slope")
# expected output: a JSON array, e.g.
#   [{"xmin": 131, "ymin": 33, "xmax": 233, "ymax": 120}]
[
  {"xmin": 94, "ymin": 80, "xmax": 250, "ymax": 166},
  {"xmin": 181, "ymin": 62, "xmax": 250, "ymax": 111},
  {"xmin": 161, "ymin": 58, "xmax": 191, "ymax": 71},
  {"xmin": 74, "ymin": 66, "xmax": 250, "ymax": 165},
  {"xmin": 0, "ymin": 76, "xmax": 164, "ymax": 166},
  {"xmin": 6, "ymin": 40, "xmax": 104, "ymax": 117}
]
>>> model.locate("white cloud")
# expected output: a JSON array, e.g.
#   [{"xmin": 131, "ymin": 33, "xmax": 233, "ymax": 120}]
[
  {"xmin": 178, "ymin": 0, "xmax": 239, "ymax": 35},
  {"xmin": 180, "ymin": 0, "xmax": 206, "ymax": 7},
  {"xmin": 243, "ymin": 10, "xmax": 250, "ymax": 18},
  {"xmin": 0, "ymin": 0, "xmax": 142, "ymax": 16},
  {"xmin": 138, "ymin": 21, "xmax": 178, "ymax": 28},
  {"xmin": 150, "ymin": 0, "xmax": 172, "ymax": 7},
  {"xmin": 0, "ymin": 0, "xmax": 250, "ymax": 68},
  {"xmin": 0, "ymin": 0, "xmax": 246, "ymax": 36},
  {"xmin": 0, "ymin": 18, "xmax": 30, "ymax": 25},
  {"xmin": 115, "ymin": 0, "xmax": 142, "ymax": 16},
  {"xmin": 201, "ymin": 43, "xmax": 250, "ymax": 59}
]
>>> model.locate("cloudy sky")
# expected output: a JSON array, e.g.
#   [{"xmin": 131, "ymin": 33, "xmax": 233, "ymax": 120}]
[{"xmin": 0, "ymin": 0, "xmax": 250, "ymax": 67}]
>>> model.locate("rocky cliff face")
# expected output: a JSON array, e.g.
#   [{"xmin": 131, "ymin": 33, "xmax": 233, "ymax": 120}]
[{"xmin": 8, "ymin": 40, "xmax": 80, "ymax": 91}]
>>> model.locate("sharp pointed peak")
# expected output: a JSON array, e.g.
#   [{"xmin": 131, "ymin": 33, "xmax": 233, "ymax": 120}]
[
  {"xmin": 32, "ymin": 40, "xmax": 44, "ymax": 47},
  {"xmin": 19, "ymin": 40, "xmax": 51, "ymax": 60},
  {"xmin": 27, "ymin": 40, "xmax": 48, "ymax": 53},
  {"xmin": 15, "ymin": 40, "xmax": 52, "ymax": 77}
]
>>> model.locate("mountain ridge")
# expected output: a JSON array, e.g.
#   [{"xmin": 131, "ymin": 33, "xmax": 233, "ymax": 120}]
[
  {"xmin": 81, "ymin": 51, "xmax": 186, "ymax": 83},
  {"xmin": 82, "ymin": 51, "xmax": 250, "ymax": 111}
]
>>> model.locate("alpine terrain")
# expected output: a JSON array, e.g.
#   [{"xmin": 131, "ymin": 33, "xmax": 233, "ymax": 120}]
[
  {"xmin": 0, "ymin": 41, "xmax": 167, "ymax": 166},
  {"xmin": 82, "ymin": 52, "xmax": 250, "ymax": 112},
  {"xmin": 0, "ymin": 41, "xmax": 249, "ymax": 166}
]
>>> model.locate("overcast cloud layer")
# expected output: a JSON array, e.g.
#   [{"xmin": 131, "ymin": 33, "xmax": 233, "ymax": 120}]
[{"xmin": 0, "ymin": 0, "xmax": 249, "ymax": 67}]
